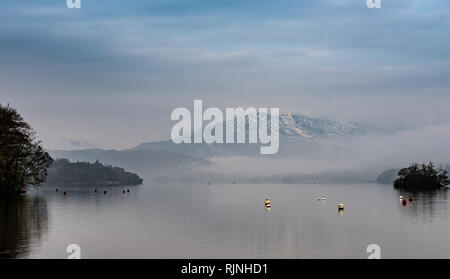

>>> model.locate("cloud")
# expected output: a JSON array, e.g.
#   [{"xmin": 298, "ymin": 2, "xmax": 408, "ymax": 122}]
[{"xmin": 1, "ymin": 0, "xmax": 450, "ymax": 149}]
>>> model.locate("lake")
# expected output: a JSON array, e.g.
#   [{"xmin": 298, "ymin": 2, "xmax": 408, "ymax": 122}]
[{"xmin": 1, "ymin": 182, "xmax": 449, "ymax": 258}]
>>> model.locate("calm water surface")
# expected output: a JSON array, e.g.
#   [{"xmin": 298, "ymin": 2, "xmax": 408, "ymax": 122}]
[{"xmin": 1, "ymin": 183, "xmax": 449, "ymax": 258}]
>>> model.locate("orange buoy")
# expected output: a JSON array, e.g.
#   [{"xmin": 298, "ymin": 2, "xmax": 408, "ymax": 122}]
[
  {"xmin": 56, "ymin": 188, "xmax": 59, "ymax": 192},
  {"xmin": 94, "ymin": 189, "xmax": 97, "ymax": 192},
  {"xmin": 63, "ymin": 192, "xmax": 67, "ymax": 196},
  {"xmin": 122, "ymin": 190, "xmax": 126, "ymax": 194},
  {"xmin": 104, "ymin": 190, "xmax": 107, "ymax": 195},
  {"xmin": 402, "ymin": 200, "xmax": 407, "ymax": 206},
  {"xmin": 127, "ymin": 189, "xmax": 130, "ymax": 193},
  {"xmin": 409, "ymin": 197, "xmax": 413, "ymax": 202}
]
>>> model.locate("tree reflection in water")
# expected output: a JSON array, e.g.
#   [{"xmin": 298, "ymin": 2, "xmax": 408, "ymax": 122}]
[
  {"xmin": 396, "ymin": 188, "xmax": 448, "ymax": 221},
  {"xmin": 0, "ymin": 194, "xmax": 48, "ymax": 259}
]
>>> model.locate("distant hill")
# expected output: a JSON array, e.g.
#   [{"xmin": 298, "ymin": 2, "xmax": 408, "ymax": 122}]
[
  {"xmin": 48, "ymin": 113, "xmax": 386, "ymax": 178},
  {"xmin": 46, "ymin": 159, "xmax": 143, "ymax": 186},
  {"xmin": 151, "ymin": 168, "xmax": 380, "ymax": 184},
  {"xmin": 377, "ymin": 169, "xmax": 399, "ymax": 185},
  {"xmin": 48, "ymin": 149, "xmax": 209, "ymax": 175},
  {"xmin": 132, "ymin": 113, "xmax": 385, "ymax": 157}
]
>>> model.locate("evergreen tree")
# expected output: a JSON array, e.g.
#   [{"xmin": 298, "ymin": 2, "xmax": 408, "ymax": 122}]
[{"xmin": 394, "ymin": 162, "xmax": 449, "ymax": 189}]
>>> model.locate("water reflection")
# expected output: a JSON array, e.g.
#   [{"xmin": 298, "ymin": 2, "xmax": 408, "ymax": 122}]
[
  {"xmin": 0, "ymin": 194, "xmax": 48, "ymax": 259},
  {"xmin": 1, "ymin": 183, "xmax": 449, "ymax": 258},
  {"xmin": 396, "ymin": 188, "xmax": 448, "ymax": 221}
]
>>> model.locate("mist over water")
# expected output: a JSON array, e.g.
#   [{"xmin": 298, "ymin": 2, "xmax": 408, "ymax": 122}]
[{"xmin": 184, "ymin": 122, "xmax": 450, "ymax": 183}]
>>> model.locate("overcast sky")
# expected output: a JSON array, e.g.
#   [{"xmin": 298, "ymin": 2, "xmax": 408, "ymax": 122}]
[{"xmin": 1, "ymin": 0, "xmax": 450, "ymax": 149}]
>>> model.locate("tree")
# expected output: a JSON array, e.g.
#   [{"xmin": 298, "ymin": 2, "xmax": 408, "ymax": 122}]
[
  {"xmin": 46, "ymin": 159, "xmax": 143, "ymax": 186},
  {"xmin": 394, "ymin": 162, "xmax": 450, "ymax": 190},
  {"xmin": 0, "ymin": 104, "xmax": 53, "ymax": 192}
]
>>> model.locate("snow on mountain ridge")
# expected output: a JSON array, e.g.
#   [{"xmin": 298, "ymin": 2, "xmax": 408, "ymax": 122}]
[
  {"xmin": 277, "ymin": 113, "xmax": 375, "ymax": 142},
  {"xmin": 141, "ymin": 112, "xmax": 381, "ymax": 152},
  {"xmin": 214, "ymin": 112, "xmax": 378, "ymax": 143}
]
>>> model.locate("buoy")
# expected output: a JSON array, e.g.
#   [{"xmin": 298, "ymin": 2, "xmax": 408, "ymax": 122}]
[
  {"xmin": 122, "ymin": 190, "xmax": 126, "ymax": 194},
  {"xmin": 317, "ymin": 196, "xmax": 326, "ymax": 201},
  {"xmin": 127, "ymin": 189, "xmax": 130, "ymax": 193},
  {"xmin": 338, "ymin": 203, "xmax": 344, "ymax": 210},
  {"xmin": 264, "ymin": 199, "xmax": 271, "ymax": 208},
  {"xmin": 56, "ymin": 188, "xmax": 59, "ymax": 192},
  {"xmin": 409, "ymin": 197, "xmax": 413, "ymax": 202},
  {"xmin": 94, "ymin": 189, "xmax": 97, "ymax": 193},
  {"xmin": 402, "ymin": 200, "xmax": 407, "ymax": 206},
  {"xmin": 399, "ymin": 195, "xmax": 403, "ymax": 199},
  {"xmin": 104, "ymin": 190, "xmax": 107, "ymax": 195},
  {"xmin": 63, "ymin": 192, "xmax": 67, "ymax": 196}
]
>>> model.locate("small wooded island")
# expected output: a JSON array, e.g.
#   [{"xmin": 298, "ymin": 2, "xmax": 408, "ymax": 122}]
[
  {"xmin": 46, "ymin": 159, "xmax": 143, "ymax": 186},
  {"xmin": 394, "ymin": 162, "xmax": 449, "ymax": 190}
]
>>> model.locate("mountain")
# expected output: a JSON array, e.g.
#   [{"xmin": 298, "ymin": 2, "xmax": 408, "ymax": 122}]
[
  {"xmin": 48, "ymin": 149, "xmax": 209, "ymax": 175},
  {"xmin": 278, "ymin": 113, "xmax": 380, "ymax": 143},
  {"xmin": 133, "ymin": 113, "xmax": 384, "ymax": 157},
  {"xmin": 48, "ymin": 113, "xmax": 384, "ymax": 177}
]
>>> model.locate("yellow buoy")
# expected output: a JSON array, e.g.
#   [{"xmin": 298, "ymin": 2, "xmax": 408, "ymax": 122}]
[
  {"xmin": 264, "ymin": 198, "xmax": 271, "ymax": 208},
  {"xmin": 338, "ymin": 203, "xmax": 344, "ymax": 210}
]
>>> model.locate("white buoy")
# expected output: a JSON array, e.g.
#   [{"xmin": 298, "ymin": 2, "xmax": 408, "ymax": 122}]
[
  {"xmin": 338, "ymin": 203, "xmax": 344, "ymax": 210},
  {"xmin": 399, "ymin": 195, "xmax": 403, "ymax": 199}
]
